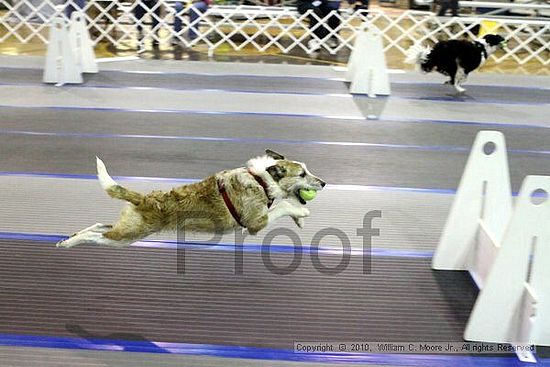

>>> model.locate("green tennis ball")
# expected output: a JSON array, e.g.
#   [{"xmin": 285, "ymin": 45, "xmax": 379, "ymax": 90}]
[{"xmin": 299, "ymin": 189, "xmax": 317, "ymax": 201}]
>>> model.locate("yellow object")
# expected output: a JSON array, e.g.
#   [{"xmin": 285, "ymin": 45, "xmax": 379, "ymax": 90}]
[
  {"xmin": 299, "ymin": 189, "xmax": 317, "ymax": 201},
  {"xmin": 478, "ymin": 20, "xmax": 500, "ymax": 37}
]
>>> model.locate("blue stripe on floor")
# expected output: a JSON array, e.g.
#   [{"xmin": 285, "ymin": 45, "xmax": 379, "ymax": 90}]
[
  {"xmin": 0, "ymin": 171, "xmax": 458, "ymax": 195},
  {"xmin": 0, "ymin": 104, "xmax": 364, "ymax": 121},
  {"xmin": 391, "ymin": 81, "xmax": 550, "ymax": 92},
  {"xmin": 379, "ymin": 116, "xmax": 549, "ymax": 130},
  {"xmin": 0, "ymin": 332, "xmax": 544, "ymax": 366},
  {"xmin": 0, "ymin": 129, "xmax": 471, "ymax": 152},
  {"xmin": 3, "ymin": 65, "xmax": 549, "ymax": 93},
  {"xmin": 2, "ymin": 129, "xmax": 550, "ymax": 158},
  {"xmin": 0, "ymin": 81, "xmax": 352, "ymax": 98},
  {"xmin": 0, "ymin": 171, "xmax": 200, "ymax": 183},
  {"xmin": 0, "ymin": 79, "xmax": 548, "ymax": 106},
  {"xmin": 0, "ymin": 231, "xmax": 434, "ymax": 258},
  {"xmin": 388, "ymin": 94, "xmax": 550, "ymax": 106},
  {"xmin": 0, "ymin": 104, "xmax": 546, "ymax": 129},
  {"xmin": 0, "ymin": 65, "xmax": 346, "ymax": 81}
]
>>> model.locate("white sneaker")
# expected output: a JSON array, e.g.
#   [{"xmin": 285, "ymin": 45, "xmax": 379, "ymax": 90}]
[
  {"xmin": 137, "ymin": 40, "xmax": 146, "ymax": 54},
  {"xmin": 327, "ymin": 38, "xmax": 339, "ymax": 48},
  {"xmin": 308, "ymin": 38, "xmax": 321, "ymax": 51}
]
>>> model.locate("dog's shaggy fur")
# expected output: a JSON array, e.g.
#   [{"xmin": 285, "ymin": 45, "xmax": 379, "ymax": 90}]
[
  {"xmin": 56, "ymin": 150, "xmax": 325, "ymax": 248},
  {"xmin": 405, "ymin": 34, "xmax": 506, "ymax": 93}
]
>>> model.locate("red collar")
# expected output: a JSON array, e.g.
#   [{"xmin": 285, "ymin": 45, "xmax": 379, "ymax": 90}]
[
  {"xmin": 247, "ymin": 169, "xmax": 274, "ymax": 208},
  {"xmin": 217, "ymin": 170, "xmax": 274, "ymax": 227},
  {"xmin": 217, "ymin": 178, "xmax": 244, "ymax": 227}
]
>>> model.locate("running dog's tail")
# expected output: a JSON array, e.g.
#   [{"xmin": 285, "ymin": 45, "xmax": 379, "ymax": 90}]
[
  {"xmin": 96, "ymin": 157, "xmax": 144, "ymax": 206},
  {"xmin": 404, "ymin": 43, "xmax": 433, "ymax": 72}
]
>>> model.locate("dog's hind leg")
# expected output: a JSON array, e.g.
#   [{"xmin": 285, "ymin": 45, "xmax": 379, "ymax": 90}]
[
  {"xmin": 101, "ymin": 225, "xmax": 154, "ymax": 245},
  {"xmin": 57, "ymin": 230, "xmax": 136, "ymax": 248},
  {"xmin": 454, "ymin": 67, "xmax": 467, "ymax": 93},
  {"xmin": 70, "ymin": 223, "xmax": 112, "ymax": 237},
  {"xmin": 444, "ymin": 72, "xmax": 455, "ymax": 86},
  {"xmin": 57, "ymin": 219, "xmax": 151, "ymax": 248},
  {"xmin": 58, "ymin": 204, "xmax": 156, "ymax": 248},
  {"xmin": 57, "ymin": 223, "xmax": 113, "ymax": 248},
  {"xmin": 94, "ymin": 207, "xmax": 157, "ymax": 247}
]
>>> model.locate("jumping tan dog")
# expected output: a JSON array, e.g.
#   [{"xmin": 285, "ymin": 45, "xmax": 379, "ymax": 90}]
[{"xmin": 57, "ymin": 150, "xmax": 325, "ymax": 248}]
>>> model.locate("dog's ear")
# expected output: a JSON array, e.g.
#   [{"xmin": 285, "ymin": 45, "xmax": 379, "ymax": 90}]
[
  {"xmin": 266, "ymin": 164, "xmax": 286, "ymax": 181},
  {"xmin": 265, "ymin": 149, "xmax": 285, "ymax": 160}
]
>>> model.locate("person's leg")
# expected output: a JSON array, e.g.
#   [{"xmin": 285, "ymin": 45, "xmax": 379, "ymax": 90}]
[
  {"xmin": 65, "ymin": 0, "xmax": 86, "ymax": 19},
  {"xmin": 312, "ymin": 4, "xmax": 330, "ymax": 40},
  {"xmin": 326, "ymin": 1, "xmax": 340, "ymax": 45},
  {"xmin": 188, "ymin": 1, "xmax": 208, "ymax": 40},
  {"xmin": 76, "ymin": 0, "xmax": 86, "ymax": 11},
  {"xmin": 141, "ymin": 0, "xmax": 160, "ymax": 44},
  {"xmin": 437, "ymin": 0, "xmax": 450, "ymax": 16},
  {"xmin": 133, "ymin": 0, "xmax": 146, "ymax": 36},
  {"xmin": 450, "ymin": 0, "xmax": 459, "ymax": 16},
  {"xmin": 298, "ymin": 2, "xmax": 321, "ymax": 38},
  {"xmin": 296, "ymin": 2, "xmax": 312, "ymax": 14},
  {"xmin": 354, "ymin": 0, "xmax": 368, "ymax": 11},
  {"xmin": 134, "ymin": 0, "xmax": 160, "ymax": 45},
  {"xmin": 149, "ymin": 0, "xmax": 161, "ymax": 36},
  {"xmin": 297, "ymin": 2, "xmax": 322, "ymax": 50},
  {"xmin": 173, "ymin": 1, "xmax": 183, "ymax": 35}
]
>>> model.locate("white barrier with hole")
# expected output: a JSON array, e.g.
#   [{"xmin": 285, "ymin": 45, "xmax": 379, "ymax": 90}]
[
  {"xmin": 466, "ymin": 175, "xmax": 550, "ymax": 350},
  {"xmin": 69, "ymin": 11, "xmax": 98, "ymax": 74},
  {"xmin": 44, "ymin": 11, "xmax": 97, "ymax": 85},
  {"xmin": 43, "ymin": 16, "xmax": 82, "ymax": 85},
  {"xmin": 433, "ymin": 130, "xmax": 550, "ymax": 362},
  {"xmin": 432, "ymin": 131, "xmax": 512, "ymax": 282},
  {"xmin": 345, "ymin": 28, "xmax": 390, "ymax": 97}
]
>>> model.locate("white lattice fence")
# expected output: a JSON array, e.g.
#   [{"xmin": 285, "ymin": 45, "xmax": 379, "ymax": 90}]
[{"xmin": 1, "ymin": 0, "xmax": 549, "ymax": 65}]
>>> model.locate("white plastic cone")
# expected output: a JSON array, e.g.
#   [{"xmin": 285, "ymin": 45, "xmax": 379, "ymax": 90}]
[
  {"xmin": 432, "ymin": 131, "xmax": 512, "ymax": 278},
  {"xmin": 348, "ymin": 29, "xmax": 390, "ymax": 97},
  {"xmin": 43, "ymin": 17, "xmax": 83, "ymax": 85},
  {"xmin": 69, "ymin": 11, "xmax": 98, "ymax": 74},
  {"xmin": 344, "ymin": 32, "xmax": 364, "ymax": 82},
  {"xmin": 466, "ymin": 175, "xmax": 550, "ymax": 348}
]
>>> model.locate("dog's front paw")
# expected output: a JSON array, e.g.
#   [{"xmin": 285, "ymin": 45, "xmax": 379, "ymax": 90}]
[
  {"xmin": 293, "ymin": 217, "xmax": 305, "ymax": 228},
  {"xmin": 56, "ymin": 237, "xmax": 76, "ymax": 248},
  {"xmin": 56, "ymin": 239, "xmax": 69, "ymax": 248},
  {"xmin": 294, "ymin": 207, "xmax": 310, "ymax": 218}
]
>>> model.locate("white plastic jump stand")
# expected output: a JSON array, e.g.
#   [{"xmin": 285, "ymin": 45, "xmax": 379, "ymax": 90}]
[
  {"xmin": 344, "ymin": 30, "xmax": 363, "ymax": 82},
  {"xmin": 43, "ymin": 17, "xmax": 83, "ymax": 86},
  {"xmin": 69, "ymin": 11, "xmax": 98, "ymax": 74},
  {"xmin": 466, "ymin": 175, "xmax": 550, "ymax": 353},
  {"xmin": 345, "ymin": 29, "xmax": 390, "ymax": 97},
  {"xmin": 432, "ymin": 131, "xmax": 512, "ymax": 285},
  {"xmin": 432, "ymin": 130, "xmax": 543, "ymax": 363}
]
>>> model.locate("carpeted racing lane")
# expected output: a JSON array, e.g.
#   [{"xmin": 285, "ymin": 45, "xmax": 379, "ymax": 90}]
[
  {"xmin": 0, "ymin": 67, "xmax": 549, "ymax": 105},
  {"xmin": 0, "ymin": 241, "xmax": 478, "ymax": 347},
  {"xmin": 1, "ymin": 59, "xmax": 550, "ymax": 366},
  {"xmin": 1, "ymin": 107, "xmax": 550, "ymax": 190}
]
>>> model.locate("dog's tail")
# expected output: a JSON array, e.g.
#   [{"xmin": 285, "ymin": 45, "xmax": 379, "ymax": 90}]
[
  {"xmin": 96, "ymin": 157, "xmax": 144, "ymax": 206},
  {"xmin": 404, "ymin": 43, "xmax": 432, "ymax": 72}
]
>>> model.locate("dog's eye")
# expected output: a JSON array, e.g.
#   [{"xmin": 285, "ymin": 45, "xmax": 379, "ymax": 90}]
[{"xmin": 300, "ymin": 171, "xmax": 306, "ymax": 178}]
